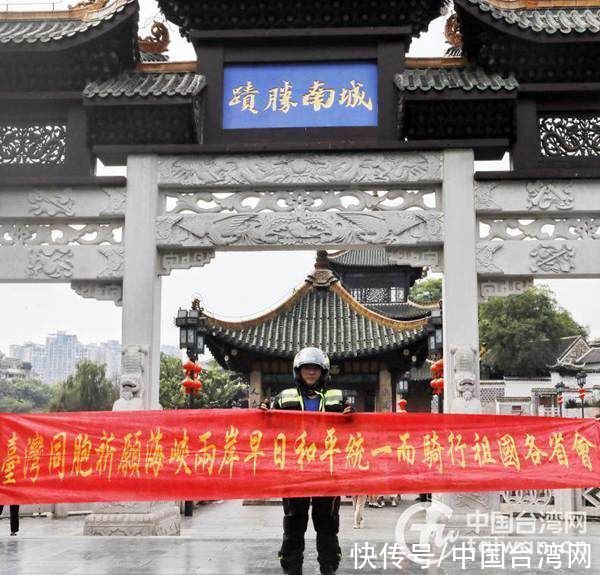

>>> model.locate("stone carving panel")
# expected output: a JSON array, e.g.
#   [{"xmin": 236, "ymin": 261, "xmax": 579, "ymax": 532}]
[
  {"xmin": 99, "ymin": 189, "xmax": 127, "ymax": 216},
  {"xmin": 530, "ymin": 244, "xmax": 575, "ymax": 274},
  {"xmin": 449, "ymin": 346, "xmax": 482, "ymax": 414},
  {"xmin": 526, "ymin": 181, "xmax": 573, "ymax": 211},
  {"xmin": 158, "ymin": 249, "xmax": 215, "ymax": 276},
  {"xmin": 98, "ymin": 247, "xmax": 125, "ymax": 279},
  {"xmin": 164, "ymin": 188, "xmax": 438, "ymax": 215},
  {"xmin": 539, "ymin": 115, "xmax": 600, "ymax": 158},
  {"xmin": 158, "ymin": 152, "xmax": 442, "ymax": 187},
  {"xmin": 156, "ymin": 211, "xmax": 443, "ymax": 249},
  {"xmin": 27, "ymin": 248, "xmax": 74, "ymax": 279},
  {"xmin": 478, "ymin": 278, "xmax": 533, "ymax": 302},
  {"xmin": 476, "ymin": 244, "xmax": 503, "ymax": 274},
  {"xmin": 474, "ymin": 182, "xmax": 501, "ymax": 211},
  {"xmin": 0, "ymin": 124, "xmax": 66, "ymax": 165},
  {"xmin": 386, "ymin": 247, "xmax": 443, "ymax": 271},
  {"xmin": 29, "ymin": 191, "xmax": 75, "ymax": 216},
  {"xmin": 71, "ymin": 281, "xmax": 123, "ymax": 307},
  {"xmin": 480, "ymin": 218, "xmax": 600, "ymax": 241},
  {"xmin": 0, "ymin": 223, "xmax": 122, "ymax": 246}
]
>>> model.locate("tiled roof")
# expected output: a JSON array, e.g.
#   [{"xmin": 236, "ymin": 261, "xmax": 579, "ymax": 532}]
[
  {"xmin": 366, "ymin": 302, "xmax": 432, "ymax": 321},
  {"xmin": 84, "ymin": 69, "xmax": 205, "ymax": 99},
  {"xmin": 0, "ymin": 0, "xmax": 135, "ymax": 45},
  {"xmin": 328, "ymin": 249, "xmax": 400, "ymax": 268},
  {"xmin": 140, "ymin": 52, "xmax": 168, "ymax": 63},
  {"xmin": 200, "ymin": 271, "xmax": 428, "ymax": 360},
  {"xmin": 396, "ymin": 66, "xmax": 518, "ymax": 92},
  {"xmin": 461, "ymin": 0, "xmax": 600, "ymax": 35},
  {"xmin": 576, "ymin": 347, "xmax": 600, "ymax": 365}
]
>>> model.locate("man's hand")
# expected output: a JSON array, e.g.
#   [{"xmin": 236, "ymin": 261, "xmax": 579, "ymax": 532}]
[
  {"xmin": 259, "ymin": 399, "xmax": 270, "ymax": 411},
  {"xmin": 343, "ymin": 404, "xmax": 354, "ymax": 415}
]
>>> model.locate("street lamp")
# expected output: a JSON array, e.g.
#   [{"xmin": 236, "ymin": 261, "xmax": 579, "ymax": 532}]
[
  {"xmin": 576, "ymin": 371, "xmax": 587, "ymax": 419},
  {"xmin": 175, "ymin": 307, "xmax": 205, "ymax": 363},
  {"xmin": 174, "ymin": 302, "xmax": 206, "ymax": 517},
  {"xmin": 554, "ymin": 381, "xmax": 565, "ymax": 417}
]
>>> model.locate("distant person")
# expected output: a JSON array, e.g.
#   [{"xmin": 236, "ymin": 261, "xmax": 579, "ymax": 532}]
[
  {"xmin": 0, "ymin": 505, "xmax": 19, "ymax": 536},
  {"xmin": 260, "ymin": 347, "xmax": 354, "ymax": 575},
  {"xmin": 351, "ymin": 495, "xmax": 367, "ymax": 529}
]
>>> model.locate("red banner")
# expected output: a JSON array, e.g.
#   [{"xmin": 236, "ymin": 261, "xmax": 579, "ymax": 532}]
[{"xmin": 0, "ymin": 410, "xmax": 598, "ymax": 504}]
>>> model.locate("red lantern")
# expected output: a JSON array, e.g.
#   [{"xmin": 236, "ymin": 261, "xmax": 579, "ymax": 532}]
[
  {"xmin": 579, "ymin": 388, "xmax": 587, "ymax": 400},
  {"xmin": 183, "ymin": 361, "xmax": 202, "ymax": 375},
  {"xmin": 557, "ymin": 394, "xmax": 564, "ymax": 406},
  {"xmin": 182, "ymin": 377, "xmax": 203, "ymax": 395},
  {"xmin": 181, "ymin": 361, "xmax": 203, "ymax": 397},
  {"xmin": 430, "ymin": 377, "xmax": 444, "ymax": 396},
  {"xmin": 430, "ymin": 359, "xmax": 444, "ymax": 379},
  {"xmin": 397, "ymin": 398, "xmax": 407, "ymax": 412}
]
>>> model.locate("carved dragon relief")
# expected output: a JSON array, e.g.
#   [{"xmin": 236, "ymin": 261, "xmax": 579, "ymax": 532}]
[
  {"xmin": 155, "ymin": 211, "xmax": 444, "ymax": 248},
  {"xmin": 164, "ymin": 188, "xmax": 438, "ymax": 215},
  {"xmin": 158, "ymin": 153, "xmax": 442, "ymax": 187}
]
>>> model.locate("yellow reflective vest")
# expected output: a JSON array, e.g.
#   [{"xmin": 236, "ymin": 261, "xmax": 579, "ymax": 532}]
[{"xmin": 273, "ymin": 387, "xmax": 345, "ymax": 412}]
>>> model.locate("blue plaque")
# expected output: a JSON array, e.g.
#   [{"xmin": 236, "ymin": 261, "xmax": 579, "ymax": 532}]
[{"xmin": 223, "ymin": 61, "xmax": 378, "ymax": 129}]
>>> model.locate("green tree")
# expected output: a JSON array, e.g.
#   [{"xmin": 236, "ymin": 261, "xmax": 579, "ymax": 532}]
[
  {"xmin": 195, "ymin": 361, "xmax": 247, "ymax": 409},
  {"xmin": 409, "ymin": 277, "xmax": 442, "ymax": 304},
  {"xmin": 159, "ymin": 353, "xmax": 186, "ymax": 410},
  {"xmin": 159, "ymin": 354, "xmax": 247, "ymax": 409},
  {"xmin": 0, "ymin": 378, "xmax": 53, "ymax": 413},
  {"xmin": 479, "ymin": 286, "xmax": 587, "ymax": 378},
  {"xmin": 50, "ymin": 360, "xmax": 116, "ymax": 412}
]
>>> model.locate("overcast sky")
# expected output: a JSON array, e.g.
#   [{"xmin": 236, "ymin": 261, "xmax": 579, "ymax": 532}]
[{"xmin": 0, "ymin": 1, "xmax": 598, "ymax": 355}]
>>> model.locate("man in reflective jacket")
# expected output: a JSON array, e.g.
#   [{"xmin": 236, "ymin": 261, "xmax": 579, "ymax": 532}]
[{"xmin": 260, "ymin": 347, "xmax": 353, "ymax": 575}]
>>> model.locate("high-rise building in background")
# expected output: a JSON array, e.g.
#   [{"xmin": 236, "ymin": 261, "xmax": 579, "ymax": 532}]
[
  {"xmin": 6, "ymin": 337, "xmax": 181, "ymax": 385},
  {"xmin": 9, "ymin": 342, "xmax": 46, "ymax": 381},
  {"xmin": 45, "ymin": 332, "xmax": 84, "ymax": 385}
]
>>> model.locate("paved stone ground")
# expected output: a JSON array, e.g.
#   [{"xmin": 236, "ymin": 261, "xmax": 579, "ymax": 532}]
[{"xmin": 1, "ymin": 499, "xmax": 598, "ymax": 574}]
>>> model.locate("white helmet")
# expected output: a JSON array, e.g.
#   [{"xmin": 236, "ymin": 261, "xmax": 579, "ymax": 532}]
[{"xmin": 293, "ymin": 347, "xmax": 330, "ymax": 376}]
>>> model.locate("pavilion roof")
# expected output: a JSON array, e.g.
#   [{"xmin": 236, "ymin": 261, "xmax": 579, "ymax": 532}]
[
  {"xmin": 84, "ymin": 62, "xmax": 204, "ymax": 99},
  {"xmin": 327, "ymin": 249, "xmax": 403, "ymax": 268},
  {"xmin": 0, "ymin": 0, "xmax": 136, "ymax": 46},
  {"xmin": 200, "ymin": 269, "xmax": 428, "ymax": 360},
  {"xmin": 398, "ymin": 58, "xmax": 519, "ymax": 93},
  {"xmin": 457, "ymin": 0, "xmax": 600, "ymax": 36}
]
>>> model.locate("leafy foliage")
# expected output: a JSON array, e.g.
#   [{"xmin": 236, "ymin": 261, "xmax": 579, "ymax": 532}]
[
  {"xmin": 194, "ymin": 361, "xmax": 247, "ymax": 409},
  {"xmin": 159, "ymin": 354, "xmax": 247, "ymax": 409},
  {"xmin": 159, "ymin": 353, "xmax": 186, "ymax": 410},
  {"xmin": 409, "ymin": 277, "xmax": 442, "ymax": 304},
  {"xmin": 49, "ymin": 360, "xmax": 116, "ymax": 412},
  {"xmin": 479, "ymin": 286, "xmax": 587, "ymax": 378},
  {"xmin": 0, "ymin": 378, "xmax": 53, "ymax": 413}
]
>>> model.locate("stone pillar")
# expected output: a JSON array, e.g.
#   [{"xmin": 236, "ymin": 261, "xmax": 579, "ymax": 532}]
[
  {"xmin": 84, "ymin": 155, "xmax": 180, "ymax": 536},
  {"xmin": 429, "ymin": 149, "xmax": 494, "ymax": 530},
  {"xmin": 249, "ymin": 370, "xmax": 263, "ymax": 408},
  {"xmin": 121, "ymin": 155, "xmax": 162, "ymax": 410},
  {"xmin": 377, "ymin": 368, "xmax": 393, "ymax": 412}
]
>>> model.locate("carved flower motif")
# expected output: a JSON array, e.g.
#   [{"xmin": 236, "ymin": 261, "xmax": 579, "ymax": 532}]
[
  {"xmin": 284, "ymin": 192, "xmax": 316, "ymax": 211},
  {"xmin": 8, "ymin": 225, "xmax": 35, "ymax": 246}
]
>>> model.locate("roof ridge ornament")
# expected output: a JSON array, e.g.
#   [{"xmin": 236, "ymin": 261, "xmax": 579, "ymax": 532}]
[
  {"xmin": 307, "ymin": 251, "xmax": 338, "ymax": 289},
  {"xmin": 0, "ymin": 0, "xmax": 127, "ymax": 22},
  {"xmin": 138, "ymin": 21, "xmax": 170, "ymax": 54},
  {"xmin": 444, "ymin": 13, "xmax": 463, "ymax": 55}
]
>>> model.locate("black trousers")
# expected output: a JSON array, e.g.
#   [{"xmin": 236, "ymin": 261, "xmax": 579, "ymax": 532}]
[
  {"xmin": 0, "ymin": 505, "xmax": 19, "ymax": 534},
  {"xmin": 279, "ymin": 496, "xmax": 341, "ymax": 572}
]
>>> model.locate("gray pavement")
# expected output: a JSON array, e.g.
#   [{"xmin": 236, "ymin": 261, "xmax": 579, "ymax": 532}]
[{"xmin": 1, "ymin": 499, "xmax": 599, "ymax": 574}]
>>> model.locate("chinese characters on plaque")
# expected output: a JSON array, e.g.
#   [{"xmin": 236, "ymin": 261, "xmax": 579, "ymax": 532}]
[{"xmin": 223, "ymin": 62, "xmax": 378, "ymax": 129}]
